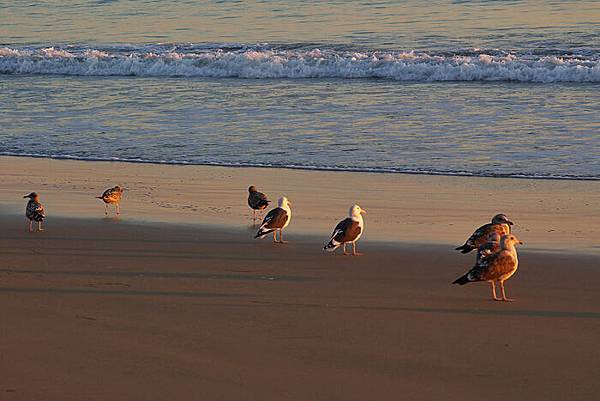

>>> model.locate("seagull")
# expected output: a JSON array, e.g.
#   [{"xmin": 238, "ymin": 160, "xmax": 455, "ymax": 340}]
[
  {"xmin": 324, "ymin": 204, "xmax": 366, "ymax": 256},
  {"xmin": 96, "ymin": 185, "xmax": 125, "ymax": 216},
  {"xmin": 247, "ymin": 186, "xmax": 270, "ymax": 225},
  {"xmin": 254, "ymin": 197, "xmax": 292, "ymax": 243},
  {"xmin": 455, "ymin": 213, "xmax": 514, "ymax": 254},
  {"xmin": 24, "ymin": 192, "xmax": 45, "ymax": 232},
  {"xmin": 476, "ymin": 232, "xmax": 501, "ymax": 262},
  {"xmin": 452, "ymin": 234, "xmax": 523, "ymax": 302}
]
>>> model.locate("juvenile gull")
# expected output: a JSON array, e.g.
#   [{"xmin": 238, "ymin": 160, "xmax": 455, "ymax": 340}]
[
  {"xmin": 247, "ymin": 186, "xmax": 270, "ymax": 225},
  {"xmin": 254, "ymin": 197, "xmax": 292, "ymax": 243},
  {"xmin": 24, "ymin": 192, "xmax": 45, "ymax": 232},
  {"xmin": 96, "ymin": 185, "xmax": 125, "ymax": 216},
  {"xmin": 453, "ymin": 234, "xmax": 523, "ymax": 302},
  {"xmin": 324, "ymin": 204, "xmax": 366, "ymax": 256},
  {"xmin": 476, "ymin": 232, "xmax": 501, "ymax": 262},
  {"xmin": 455, "ymin": 213, "xmax": 513, "ymax": 254}
]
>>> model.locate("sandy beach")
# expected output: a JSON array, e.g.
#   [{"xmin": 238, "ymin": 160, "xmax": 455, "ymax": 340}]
[
  {"xmin": 1, "ymin": 156, "xmax": 598, "ymax": 252},
  {"xmin": 1, "ymin": 156, "xmax": 599, "ymax": 401}
]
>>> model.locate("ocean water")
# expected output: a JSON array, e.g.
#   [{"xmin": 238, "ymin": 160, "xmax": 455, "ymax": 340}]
[{"xmin": 1, "ymin": 1, "xmax": 599, "ymax": 179}]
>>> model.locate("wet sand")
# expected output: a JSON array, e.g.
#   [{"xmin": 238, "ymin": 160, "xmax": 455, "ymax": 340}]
[{"xmin": 1, "ymin": 212, "xmax": 599, "ymax": 401}]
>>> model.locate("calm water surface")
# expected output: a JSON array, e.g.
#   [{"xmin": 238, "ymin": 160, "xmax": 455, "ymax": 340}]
[{"xmin": 1, "ymin": 1, "xmax": 599, "ymax": 179}]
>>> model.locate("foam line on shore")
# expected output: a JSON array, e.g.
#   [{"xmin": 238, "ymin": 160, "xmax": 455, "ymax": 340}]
[{"xmin": 1, "ymin": 153, "xmax": 598, "ymax": 181}]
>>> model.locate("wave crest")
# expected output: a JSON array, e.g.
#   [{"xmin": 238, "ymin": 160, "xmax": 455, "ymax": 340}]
[{"xmin": 1, "ymin": 45, "xmax": 599, "ymax": 82}]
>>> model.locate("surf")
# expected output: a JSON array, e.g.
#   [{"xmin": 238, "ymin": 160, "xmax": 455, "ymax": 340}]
[{"xmin": 1, "ymin": 44, "xmax": 599, "ymax": 83}]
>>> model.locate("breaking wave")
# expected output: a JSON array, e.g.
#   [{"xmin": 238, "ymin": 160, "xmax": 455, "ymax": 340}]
[{"xmin": 1, "ymin": 44, "xmax": 599, "ymax": 83}]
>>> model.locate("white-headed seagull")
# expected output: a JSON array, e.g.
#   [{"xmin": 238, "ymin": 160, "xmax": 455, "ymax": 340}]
[
  {"xmin": 254, "ymin": 197, "xmax": 292, "ymax": 243},
  {"xmin": 324, "ymin": 204, "xmax": 366, "ymax": 256}
]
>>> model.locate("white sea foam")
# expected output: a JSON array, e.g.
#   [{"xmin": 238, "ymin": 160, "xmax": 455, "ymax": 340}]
[
  {"xmin": 0, "ymin": 47, "xmax": 26, "ymax": 57},
  {"xmin": 41, "ymin": 47, "xmax": 75, "ymax": 58},
  {"xmin": 83, "ymin": 49, "xmax": 109, "ymax": 58},
  {"xmin": 1, "ymin": 45, "xmax": 598, "ymax": 82}
]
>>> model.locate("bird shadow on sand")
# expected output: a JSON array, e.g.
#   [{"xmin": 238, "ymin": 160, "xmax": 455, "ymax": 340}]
[
  {"xmin": 0, "ymin": 248, "xmax": 291, "ymax": 262},
  {"xmin": 238, "ymin": 301, "xmax": 600, "ymax": 320},
  {"xmin": 0, "ymin": 287, "xmax": 253, "ymax": 299},
  {"xmin": 0, "ymin": 268, "xmax": 315, "ymax": 282},
  {"xmin": 101, "ymin": 216, "xmax": 121, "ymax": 223}
]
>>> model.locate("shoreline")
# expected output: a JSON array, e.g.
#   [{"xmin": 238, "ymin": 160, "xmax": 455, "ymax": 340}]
[
  {"xmin": 1, "ymin": 155, "xmax": 599, "ymax": 253},
  {"xmin": 2, "ymin": 153, "xmax": 598, "ymax": 182}
]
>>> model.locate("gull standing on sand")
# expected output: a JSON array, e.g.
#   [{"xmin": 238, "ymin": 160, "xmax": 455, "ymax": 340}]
[
  {"xmin": 452, "ymin": 234, "xmax": 523, "ymax": 302},
  {"xmin": 254, "ymin": 197, "xmax": 292, "ymax": 243},
  {"xmin": 96, "ymin": 185, "xmax": 125, "ymax": 216},
  {"xmin": 476, "ymin": 232, "xmax": 501, "ymax": 261},
  {"xmin": 24, "ymin": 192, "xmax": 45, "ymax": 232},
  {"xmin": 324, "ymin": 204, "xmax": 366, "ymax": 256},
  {"xmin": 247, "ymin": 186, "xmax": 270, "ymax": 225},
  {"xmin": 455, "ymin": 213, "xmax": 514, "ymax": 254}
]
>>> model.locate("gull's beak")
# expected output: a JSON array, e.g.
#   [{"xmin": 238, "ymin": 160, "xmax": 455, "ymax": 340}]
[
  {"xmin": 360, "ymin": 209, "xmax": 366, "ymax": 214},
  {"xmin": 23, "ymin": 195, "xmax": 28, "ymax": 198},
  {"xmin": 519, "ymin": 240, "xmax": 524, "ymax": 245}
]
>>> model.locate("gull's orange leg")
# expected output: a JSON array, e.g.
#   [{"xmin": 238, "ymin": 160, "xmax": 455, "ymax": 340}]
[
  {"xmin": 352, "ymin": 242, "xmax": 363, "ymax": 256},
  {"xmin": 278, "ymin": 229, "xmax": 288, "ymax": 244},
  {"xmin": 500, "ymin": 281, "xmax": 514, "ymax": 302},
  {"xmin": 490, "ymin": 281, "xmax": 501, "ymax": 301}
]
